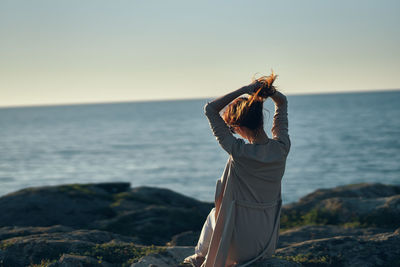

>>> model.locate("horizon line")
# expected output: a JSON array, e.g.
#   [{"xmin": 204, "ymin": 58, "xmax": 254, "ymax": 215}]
[{"xmin": 1, "ymin": 88, "xmax": 399, "ymax": 110}]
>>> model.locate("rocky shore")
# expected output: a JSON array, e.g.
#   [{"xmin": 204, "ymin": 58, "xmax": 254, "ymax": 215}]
[{"xmin": 0, "ymin": 182, "xmax": 399, "ymax": 266}]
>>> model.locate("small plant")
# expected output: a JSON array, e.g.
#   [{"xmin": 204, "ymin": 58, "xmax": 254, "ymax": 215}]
[
  {"xmin": 72, "ymin": 242, "xmax": 165, "ymax": 265},
  {"xmin": 0, "ymin": 240, "xmax": 14, "ymax": 250},
  {"xmin": 342, "ymin": 221, "xmax": 362, "ymax": 228},
  {"xmin": 280, "ymin": 208, "xmax": 340, "ymax": 231},
  {"xmin": 59, "ymin": 184, "xmax": 94, "ymax": 195},
  {"xmin": 29, "ymin": 259, "xmax": 57, "ymax": 267},
  {"xmin": 275, "ymin": 253, "xmax": 331, "ymax": 265}
]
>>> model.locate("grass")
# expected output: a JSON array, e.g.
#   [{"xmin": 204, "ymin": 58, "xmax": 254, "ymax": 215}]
[
  {"xmin": 58, "ymin": 184, "xmax": 94, "ymax": 195},
  {"xmin": 57, "ymin": 184, "xmax": 113, "ymax": 201},
  {"xmin": 72, "ymin": 242, "xmax": 166, "ymax": 266},
  {"xmin": 280, "ymin": 208, "xmax": 339, "ymax": 231},
  {"xmin": 111, "ymin": 191, "xmax": 163, "ymax": 207},
  {"xmin": 248, "ymin": 254, "xmax": 340, "ymax": 267},
  {"xmin": 29, "ymin": 259, "xmax": 57, "ymax": 267},
  {"xmin": 110, "ymin": 192, "xmax": 132, "ymax": 207},
  {"xmin": 1, "ymin": 238, "xmax": 165, "ymax": 266},
  {"xmin": 280, "ymin": 193, "xmax": 400, "ymax": 231},
  {"xmin": 274, "ymin": 253, "xmax": 341, "ymax": 266},
  {"xmin": 279, "ymin": 207, "xmax": 397, "ymax": 231},
  {"xmin": 0, "ymin": 240, "xmax": 14, "ymax": 250}
]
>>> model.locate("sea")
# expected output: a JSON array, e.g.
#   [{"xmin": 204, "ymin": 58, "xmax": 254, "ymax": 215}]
[{"xmin": 0, "ymin": 90, "xmax": 399, "ymax": 204}]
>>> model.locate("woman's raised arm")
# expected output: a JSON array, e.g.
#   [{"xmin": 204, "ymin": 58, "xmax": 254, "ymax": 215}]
[
  {"xmin": 270, "ymin": 91, "xmax": 291, "ymax": 154},
  {"xmin": 206, "ymin": 82, "xmax": 260, "ymax": 112},
  {"xmin": 270, "ymin": 90, "xmax": 287, "ymax": 106},
  {"xmin": 204, "ymin": 82, "xmax": 259, "ymax": 155}
]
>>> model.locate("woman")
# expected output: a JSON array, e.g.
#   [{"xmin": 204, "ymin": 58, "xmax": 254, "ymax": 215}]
[{"xmin": 184, "ymin": 71, "xmax": 290, "ymax": 267}]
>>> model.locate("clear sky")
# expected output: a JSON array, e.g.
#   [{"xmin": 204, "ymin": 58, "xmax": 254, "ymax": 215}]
[{"xmin": 1, "ymin": 0, "xmax": 399, "ymax": 107}]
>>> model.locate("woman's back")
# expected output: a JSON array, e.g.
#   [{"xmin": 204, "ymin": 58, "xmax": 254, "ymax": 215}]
[
  {"xmin": 202, "ymin": 92, "xmax": 289, "ymax": 266},
  {"xmin": 215, "ymin": 151, "xmax": 284, "ymax": 266},
  {"xmin": 184, "ymin": 74, "xmax": 290, "ymax": 267}
]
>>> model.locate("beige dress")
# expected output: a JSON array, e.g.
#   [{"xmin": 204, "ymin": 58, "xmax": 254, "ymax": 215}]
[{"xmin": 201, "ymin": 97, "xmax": 290, "ymax": 267}]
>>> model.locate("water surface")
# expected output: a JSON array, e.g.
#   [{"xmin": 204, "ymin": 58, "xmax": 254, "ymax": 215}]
[{"xmin": 1, "ymin": 90, "xmax": 399, "ymax": 203}]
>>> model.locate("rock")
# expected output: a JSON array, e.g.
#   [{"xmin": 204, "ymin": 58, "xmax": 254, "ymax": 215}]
[
  {"xmin": 141, "ymin": 229, "xmax": 399, "ymax": 266},
  {"xmin": 0, "ymin": 227, "xmax": 140, "ymax": 266},
  {"xmin": 131, "ymin": 246, "xmax": 194, "ymax": 267},
  {"xmin": 314, "ymin": 194, "xmax": 400, "ymax": 226},
  {"xmin": 0, "ymin": 183, "xmax": 119, "ymax": 228},
  {"xmin": 132, "ymin": 247, "xmax": 300, "ymax": 267},
  {"xmin": 49, "ymin": 254, "xmax": 105, "ymax": 267},
  {"xmin": 0, "ymin": 249, "xmax": 6, "ymax": 266},
  {"xmin": 1, "ymin": 182, "xmax": 400, "ymax": 266},
  {"xmin": 281, "ymin": 183, "xmax": 400, "ymax": 229},
  {"xmin": 297, "ymin": 183, "xmax": 400, "ymax": 204},
  {"xmin": 278, "ymin": 225, "xmax": 390, "ymax": 248},
  {"xmin": 0, "ymin": 183, "xmax": 213, "ymax": 245},
  {"xmin": 252, "ymin": 257, "xmax": 301, "ymax": 267},
  {"xmin": 275, "ymin": 229, "xmax": 400, "ymax": 266},
  {"xmin": 0, "ymin": 225, "xmax": 73, "ymax": 240},
  {"xmin": 99, "ymin": 206, "xmax": 207, "ymax": 245},
  {"xmin": 167, "ymin": 231, "xmax": 200, "ymax": 246},
  {"xmin": 91, "ymin": 182, "xmax": 130, "ymax": 194}
]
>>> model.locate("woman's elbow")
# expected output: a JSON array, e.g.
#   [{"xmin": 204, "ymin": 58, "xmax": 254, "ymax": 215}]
[
  {"xmin": 204, "ymin": 102, "xmax": 217, "ymax": 116},
  {"xmin": 203, "ymin": 102, "xmax": 210, "ymax": 115}
]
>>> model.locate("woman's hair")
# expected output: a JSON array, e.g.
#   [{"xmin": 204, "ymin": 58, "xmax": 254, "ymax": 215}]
[{"xmin": 223, "ymin": 71, "xmax": 277, "ymax": 131}]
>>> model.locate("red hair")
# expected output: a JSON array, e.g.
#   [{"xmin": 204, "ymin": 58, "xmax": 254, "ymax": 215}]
[{"xmin": 223, "ymin": 71, "xmax": 277, "ymax": 131}]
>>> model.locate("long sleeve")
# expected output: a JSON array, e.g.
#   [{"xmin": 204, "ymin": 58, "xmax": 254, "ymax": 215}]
[
  {"xmin": 271, "ymin": 97, "xmax": 291, "ymax": 155},
  {"xmin": 204, "ymin": 102, "xmax": 244, "ymax": 156}
]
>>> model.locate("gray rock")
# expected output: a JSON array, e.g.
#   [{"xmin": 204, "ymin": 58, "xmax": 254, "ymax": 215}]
[
  {"xmin": 0, "ymin": 228, "xmax": 138, "ymax": 266},
  {"xmin": 1, "ymin": 182, "xmax": 400, "ymax": 266},
  {"xmin": 99, "ymin": 205, "xmax": 208, "ymax": 245},
  {"xmin": 131, "ymin": 247, "xmax": 300, "ymax": 267},
  {"xmin": 278, "ymin": 225, "xmax": 390, "ymax": 248},
  {"xmin": 131, "ymin": 246, "xmax": 194, "ymax": 267},
  {"xmin": 49, "ymin": 254, "xmax": 105, "ymax": 267},
  {"xmin": 167, "ymin": 231, "xmax": 200, "ymax": 246},
  {"xmin": 252, "ymin": 257, "xmax": 301, "ymax": 267},
  {"xmin": 0, "ymin": 225, "xmax": 73, "ymax": 240},
  {"xmin": 0, "ymin": 183, "xmax": 119, "ymax": 228},
  {"xmin": 0, "ymin": 183, "xmax": 213, "ymax": 245},
  {"xmin": 281, "ymin": 183, "xmax": 400, "ymax": 229},
  {"xmin": 297, "ymin": 183, "xmax": 400, "ymax": 204},
  {"xmin": 276, "ymin": 229, "xmax": 400, "ymax": 266}
]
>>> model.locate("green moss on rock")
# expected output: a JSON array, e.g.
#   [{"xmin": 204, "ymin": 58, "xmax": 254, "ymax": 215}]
[
  {"xmin": 275, "ymin": 253, "xmax": 342, "ymax": 266},
  {"xmin": 58, "ymin": 184, "xmax": 95, "ymax": 195},
  {"xmin": 28, "ymin": 259, "xmax": 57, "ymax": 267},
  {"xmin": 281, "ymin": 208, "xmax": 340, "ymax": 230},
  {"xmin": 72, "ymin": 242, "xmax": 165, "ymax": 265}
]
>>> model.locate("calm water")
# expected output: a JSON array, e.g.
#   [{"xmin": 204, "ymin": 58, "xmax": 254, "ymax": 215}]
[{"xmin": 0, "ymin": 91, "xmax": 399, "ymax": 203}]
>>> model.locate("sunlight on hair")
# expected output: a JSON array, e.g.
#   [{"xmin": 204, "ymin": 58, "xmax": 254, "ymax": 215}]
[
  {"xmin": 223, "ymin": 70, "xmax": 277, "ymax": 131},
  {"xmin": 249, "ymin": 70, "xmax": 278, "ymax": 106}
]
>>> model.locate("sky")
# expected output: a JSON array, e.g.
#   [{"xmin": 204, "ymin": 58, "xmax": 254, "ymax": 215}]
[{"xmin": 0, "ymin": 0, "xmax": 399, "ymax": 107}]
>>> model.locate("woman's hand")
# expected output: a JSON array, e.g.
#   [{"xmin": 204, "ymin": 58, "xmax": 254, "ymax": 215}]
[
  {"xmin": 245, "ymin": 80, "xmax": 277, "ymax": 97},
  {"xmin": 244, "ymin": 81, "xmax": 263, "ymax": 95}
]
